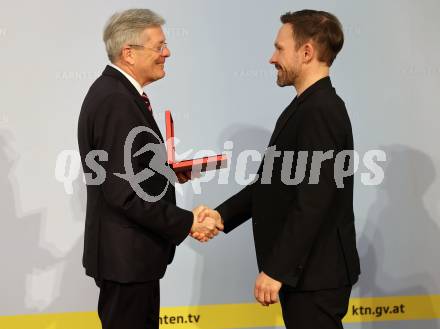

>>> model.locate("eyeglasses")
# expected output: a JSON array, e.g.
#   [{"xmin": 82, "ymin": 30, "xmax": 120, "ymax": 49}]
[{"xmin": 128, "ymin": 43, "xmax": 168, "ymax": 54}]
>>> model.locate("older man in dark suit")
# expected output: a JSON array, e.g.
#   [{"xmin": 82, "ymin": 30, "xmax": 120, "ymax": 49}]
[{"xmin": 78, "ymin": 9, "xmax": 221, "ymax": 329}]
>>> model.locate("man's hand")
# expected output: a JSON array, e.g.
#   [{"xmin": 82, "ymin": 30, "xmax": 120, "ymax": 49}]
[
  {"xmin": 176, "ymin": 169, "xmax": 203, "ymax": 184},
  {"xmin": 191, "ymin": 205, "xmax": 224, "ymax": 242},
  {"xmin": 197, "ymin": 207, "xmax": 223, "ymax": 229},
  {"xmin": 176, "ymin": 171, "xmax": 192, "ymax": 184},
  {"xmin": 254, "ymin": 272, "xmax": 282, "ymax": 306},
  {"xmin": 190, "ymin": 205, "xmax": 220, "ymax": 242}
]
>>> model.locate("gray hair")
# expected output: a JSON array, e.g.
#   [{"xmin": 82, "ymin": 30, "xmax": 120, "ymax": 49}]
[{"xmin": 103, "ymin": 9, "xmax": 165, "ymax": 63}]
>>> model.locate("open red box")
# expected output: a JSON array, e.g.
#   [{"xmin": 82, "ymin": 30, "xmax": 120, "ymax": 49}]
[{"xmin": 165, "ymin": 111, "xmax": 228, "ymax": 173}]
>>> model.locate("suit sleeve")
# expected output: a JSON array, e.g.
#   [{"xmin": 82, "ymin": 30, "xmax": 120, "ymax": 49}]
[
  {"xmin": 216, "ymin": 184, "xmax": 254, "ymax": 233},
  {"xmin": 92, "ymin": 93, "xmax": 193, "ymax": 245},
  {"xmin": 263, "ymin": 102, "xmax": 345, "ymax": 287}
]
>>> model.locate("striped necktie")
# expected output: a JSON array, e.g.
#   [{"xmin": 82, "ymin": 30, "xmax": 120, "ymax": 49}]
[{"xmin": 141, "ymin": 92, "xmax": 153, "ymax": 113}]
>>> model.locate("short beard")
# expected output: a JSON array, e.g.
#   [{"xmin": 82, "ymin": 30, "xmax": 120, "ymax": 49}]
[{"xmin": 276, "ymin": 67, "xmax": 297, "ymax": 87}]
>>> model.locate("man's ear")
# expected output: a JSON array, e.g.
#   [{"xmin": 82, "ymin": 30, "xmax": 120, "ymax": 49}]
[
  {"xmin": 120, "ymin": 46, "xmax": 136, "ymax": 65},
  {"xmin": 302, "ymin": 42, "xmax": 315, "ymax": 64}
]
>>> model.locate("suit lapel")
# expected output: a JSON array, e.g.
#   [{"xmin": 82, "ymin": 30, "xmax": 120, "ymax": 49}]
[
  {"xmin": 268, "ymin": 76, "xmax": 333, "ymax": 146},
  {"xmin": 102, "ymin": 65, "xmax": 164, "ymax": 143},
  {"xmin": 268, "ymin": 98, "xmax": 299, "ymax": 146},
  {"xmin": 134, "ymin": 98, "xmax": 164, "ymax": 142}
]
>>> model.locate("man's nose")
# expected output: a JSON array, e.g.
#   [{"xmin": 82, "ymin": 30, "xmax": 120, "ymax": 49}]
[{"xmin": 162, "ymin": 46, "xmax": 170, "ymax": 57}]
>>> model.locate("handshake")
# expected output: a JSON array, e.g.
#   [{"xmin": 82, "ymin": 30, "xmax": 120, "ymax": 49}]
[{"xmin": 190, "ymin": 205, "xmax": 224, "ymax": 242}]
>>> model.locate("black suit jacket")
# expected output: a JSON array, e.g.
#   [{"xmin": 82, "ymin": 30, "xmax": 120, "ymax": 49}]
[
  {"xmin": 78, "ymin": 65, "xmax": 193, "ymax": 283},
  {"xmin": 217, "ymin": 77, "xmax": 360, "ymax": 291}
]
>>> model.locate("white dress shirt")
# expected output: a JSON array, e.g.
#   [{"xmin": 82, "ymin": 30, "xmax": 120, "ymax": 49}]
[{"xmin": 109, "ymin": 63, "xmax": 144, "ymax": 96}]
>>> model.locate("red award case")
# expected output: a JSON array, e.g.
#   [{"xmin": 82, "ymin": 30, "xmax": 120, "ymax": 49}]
[{"xmin": 165, "ymin": 111, "xmax": 227, "ymax": 173}]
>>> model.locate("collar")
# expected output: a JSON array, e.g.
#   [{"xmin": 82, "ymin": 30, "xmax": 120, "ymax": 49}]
[
  {"xmin": 109, "ymin": 63, "xmax": 144, "ymax": 95},
  {"xmin": 296, "ymin": 76, "xmax": 333, "ymax": 104}
]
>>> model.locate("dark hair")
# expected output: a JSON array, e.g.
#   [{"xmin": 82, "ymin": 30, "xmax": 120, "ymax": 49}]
[{"xmin": 280, "ymin": 10, "xmax": 344, "ymax": 66}]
